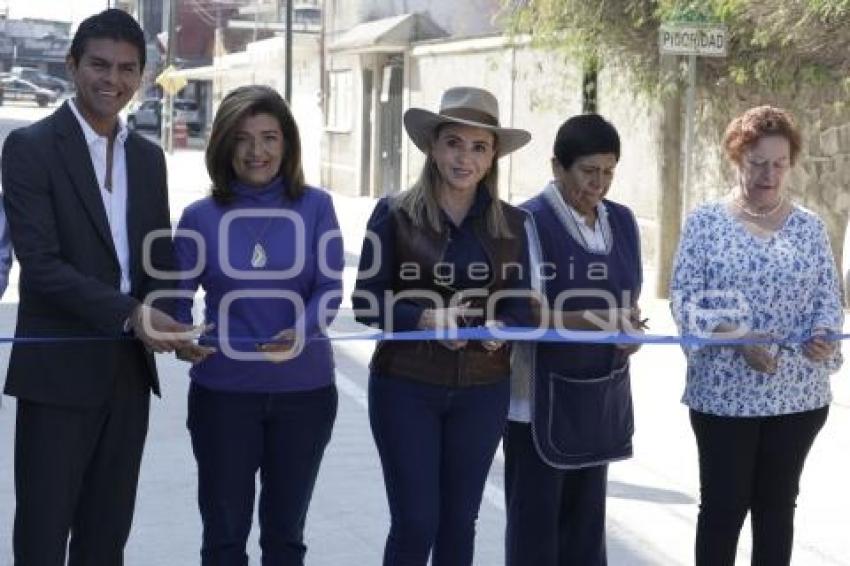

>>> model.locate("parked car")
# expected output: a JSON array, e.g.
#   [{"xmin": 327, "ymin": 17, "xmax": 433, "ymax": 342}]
[
  {"xmin": 0, "ymin": 77, "xmax": 58, "ymax": 107},
  {"xmin": 11, "ymin": 66, "xmax": 71, "ymax": 94},
  {"xmin": 126, "ymin": 98, "xmax": 202, "ymax": 134}
]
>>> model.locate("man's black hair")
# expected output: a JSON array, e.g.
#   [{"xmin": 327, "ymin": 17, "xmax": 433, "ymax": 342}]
[{"xmin": 68, "ymin": 9, "xmax": 146, "ymax": 69}]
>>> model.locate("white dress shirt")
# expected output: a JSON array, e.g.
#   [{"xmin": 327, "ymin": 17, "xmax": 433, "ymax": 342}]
[
  {"xmin": 68, "ymin": 99, "xmax": 131, "ymax": 294},
  {"xmin": 565, "ymin": 202, "xmax": 608, "ymax": 253},
  {"xmin": 0, "ymin": 196, "xmax": 12, "ymax": 297}
]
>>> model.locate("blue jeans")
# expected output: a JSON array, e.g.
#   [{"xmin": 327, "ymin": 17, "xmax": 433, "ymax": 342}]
[
  {"xmin": 369, "ymin": 374, "xmax": 510, "ymax": 566},
  {"xmin": 187, "ymin": 382, "xmax": 337, "ymax": 566}
]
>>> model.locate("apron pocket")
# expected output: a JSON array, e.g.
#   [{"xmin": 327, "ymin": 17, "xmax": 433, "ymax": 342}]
[{"xmin": 546, "ymin": 362, "xmax": 634, "ymax": 460}]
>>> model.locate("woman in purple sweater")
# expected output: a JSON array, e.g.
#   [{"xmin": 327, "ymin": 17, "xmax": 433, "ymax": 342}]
[{"xmin": 172, "ymin": 85, "xmax": 343, "ymax": 566}]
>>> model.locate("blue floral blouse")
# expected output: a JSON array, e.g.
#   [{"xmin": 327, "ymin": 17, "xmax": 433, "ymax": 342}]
[{"xmin": 670, "ymin": 202, "xmax": 844, "ymax": 417}]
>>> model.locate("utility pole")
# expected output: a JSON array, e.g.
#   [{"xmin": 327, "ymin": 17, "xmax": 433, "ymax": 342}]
[
  {"xmin": 214, "ymin": 2, "xmax": 223, "ymax": 105},
  {"xmin": 253, "ymin": 0, "xmax": 259, "ymax": 43},
  {"xmin": 318, "ymin": 0, "xmax": 325, "ymax": 112},
  {"xmin": 284, "ymin": 0, "xmax": 292, "ymax": 102},
  {"xmin": 654, "ymin": 54, "xmax": 683, "ymax": 298},
  {"xmin": 161, "ymin": 0, "xmax": 177, "ymax": 152},
  {"xmin": 655, "ymin": 21, "xmax": 727, "ymax": 296}
]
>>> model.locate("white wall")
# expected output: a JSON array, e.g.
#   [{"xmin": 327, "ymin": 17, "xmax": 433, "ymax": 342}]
[{"xmin": 596, "ymin": 61, "xmax": 663, "ymax": 271}]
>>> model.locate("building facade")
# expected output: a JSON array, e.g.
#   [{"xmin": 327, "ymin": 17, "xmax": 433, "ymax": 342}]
[
  {"xmin": 321, "ymin": 0, "xmax": 507, "ymax": 198},
  {"xmin": 0, "ymin": 16, "xmax": 71, "ymax": 76}
]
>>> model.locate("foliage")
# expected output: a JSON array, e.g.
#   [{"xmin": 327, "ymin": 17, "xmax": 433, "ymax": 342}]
[{"xmin": 503, "ymin": 0, "xmax": 850, "ymax": 96}]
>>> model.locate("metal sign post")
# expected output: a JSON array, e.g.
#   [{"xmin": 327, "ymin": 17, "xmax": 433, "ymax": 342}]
[
  {"xmin": 155, "ymin": 65, "xmax": 187, "ymax": 153},
  {"xmin": 684, "ymin": 52, "xmax": 696, "ymax": 203},
  {"xmin": 160, "ymin": 0, "xmax": 178, "ymax": 152},
  {"xmin": 659, "ymin": 23, "xmax": 728, "ymax": 195},
  {"xmin": 285, "ymin": 0, "xmax": 293, "ymax": 103}
]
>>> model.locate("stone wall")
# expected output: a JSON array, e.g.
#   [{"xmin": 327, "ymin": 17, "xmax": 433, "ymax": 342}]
[{"xmin": 596, "ymin": 66, "xmax": 850, "ymax": 293}]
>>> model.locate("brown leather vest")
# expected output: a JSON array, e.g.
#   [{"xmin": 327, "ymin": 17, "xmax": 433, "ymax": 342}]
[{"xmin": 370, "ymin": 199, "xmax": 527, "ymax": 387}]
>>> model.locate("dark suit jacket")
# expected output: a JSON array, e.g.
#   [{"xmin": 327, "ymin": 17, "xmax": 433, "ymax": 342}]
[{"xmin": 1, "ymin": 102, "xmax": 174, "ymax": 407}]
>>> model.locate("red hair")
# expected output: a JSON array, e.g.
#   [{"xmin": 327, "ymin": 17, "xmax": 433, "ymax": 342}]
[{"xmin": 723, "ymin": 105, "xmax": 802, "ymax": 165}]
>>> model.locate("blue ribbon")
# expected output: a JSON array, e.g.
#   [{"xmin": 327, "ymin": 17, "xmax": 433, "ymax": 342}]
[
  {"xmin": 0, "ymin": 327, "xmax": 844, "ymax": 347},
  {"xmin": 325, "ymin": 327, "xmax": 846, "ymax": 347}
]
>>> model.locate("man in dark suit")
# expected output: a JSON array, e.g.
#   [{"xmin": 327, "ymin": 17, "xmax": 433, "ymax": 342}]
[{"xmin": 1, "ymin": 9, "xmax": 208, "ymax": 565}]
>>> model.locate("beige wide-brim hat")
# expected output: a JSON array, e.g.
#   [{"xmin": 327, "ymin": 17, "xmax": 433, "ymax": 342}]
[{"xmin": 403, "ymin": 86, "xmax": 531, "ymax": 158}]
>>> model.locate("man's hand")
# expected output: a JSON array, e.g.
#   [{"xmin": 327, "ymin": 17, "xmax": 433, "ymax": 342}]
[
  {"xmin": 129, "ymin": 304, "xmax": 207, "ymax": 353},
  {"xmin": 175, "ymin": 343, "xmax": 216, "ymax": 365}
]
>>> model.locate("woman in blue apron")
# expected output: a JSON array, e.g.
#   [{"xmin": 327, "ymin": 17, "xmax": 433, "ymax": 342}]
[{"xmin": 505, "ymin": 114, "xmax": 643, "ymax": 566}]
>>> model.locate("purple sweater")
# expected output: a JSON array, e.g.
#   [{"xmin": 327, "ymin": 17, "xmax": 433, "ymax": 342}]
[{"xmin": 173, "ymin": 178, "xmax": 343, "ymax": 392}]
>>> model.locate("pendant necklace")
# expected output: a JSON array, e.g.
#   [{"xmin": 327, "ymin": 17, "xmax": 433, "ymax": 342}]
[
  {"xmin": 246, "ymin": 217, "xmax": 274, "ymax": 269},
  {"xmin": 251, "ymin": 242, "xmax": 268, "ymax": 269}
]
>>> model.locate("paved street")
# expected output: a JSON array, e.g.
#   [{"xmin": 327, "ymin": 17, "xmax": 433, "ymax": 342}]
[{"xmin": 1, "ymin": 106, "xmax": 850, "ymax": 564}]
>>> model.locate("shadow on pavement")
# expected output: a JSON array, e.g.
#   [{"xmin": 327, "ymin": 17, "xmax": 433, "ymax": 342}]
[{"xmin": 608, "ymin": 479, "xmax": 695, "ymax": 504}]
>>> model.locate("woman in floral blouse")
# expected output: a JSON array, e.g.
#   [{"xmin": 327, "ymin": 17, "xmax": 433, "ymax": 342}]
[{"xmin": 670, "ymin": 105, "xmax": 843, "ymax": 566}]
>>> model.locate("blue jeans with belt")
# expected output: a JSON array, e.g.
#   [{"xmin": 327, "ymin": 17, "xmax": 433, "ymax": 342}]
[
  {"xmin": 187, "ymin": 381, "xmax": 337, "ymax": 566},
  {"xmin": 369, "ymin": 374, "xmax": 510, "ymax": 566}
]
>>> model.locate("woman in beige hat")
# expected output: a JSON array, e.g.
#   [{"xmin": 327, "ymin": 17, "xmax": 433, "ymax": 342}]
[{"xmin": 352, "ymin": 86, "xmax": 532, "ymax": 565}]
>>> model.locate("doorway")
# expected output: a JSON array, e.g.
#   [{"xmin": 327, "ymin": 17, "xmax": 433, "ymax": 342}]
[{"xmin": 378, "ymin": 58, "xmax": 403, "ymax": 195}]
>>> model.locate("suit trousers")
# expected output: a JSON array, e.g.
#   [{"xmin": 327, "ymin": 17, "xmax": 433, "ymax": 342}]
[{"xmin": 13, "ymin": 343, "xmax": 151, "ymax": 566}]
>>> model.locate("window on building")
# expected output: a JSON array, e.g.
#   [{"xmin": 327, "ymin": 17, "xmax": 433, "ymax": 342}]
[{"xmin": 327, "ymin": 69, "xmax": 352, "ymax": 131}]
